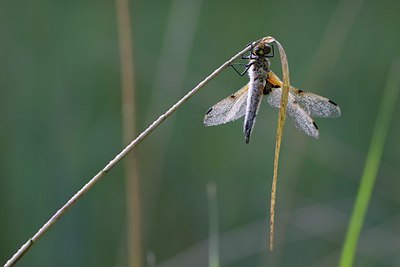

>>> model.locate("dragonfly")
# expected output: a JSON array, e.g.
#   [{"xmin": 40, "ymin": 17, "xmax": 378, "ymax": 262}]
[{"xmin": 204, "ymin": 42, "xmax": 341, "ymax": 143}]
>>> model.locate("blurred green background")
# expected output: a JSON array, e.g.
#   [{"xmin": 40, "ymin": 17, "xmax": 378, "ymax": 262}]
[{"xmin": 2, "ymin": 0, "xmax": 400, "ymax": 266}]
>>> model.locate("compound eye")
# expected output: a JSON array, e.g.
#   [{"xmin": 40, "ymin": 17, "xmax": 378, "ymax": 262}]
[{"xmin": 264, "ymin": 45, "xmax": 272, "ymax": 55}]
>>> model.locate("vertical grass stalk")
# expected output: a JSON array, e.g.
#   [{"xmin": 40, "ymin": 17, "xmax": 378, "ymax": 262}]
[
  {"xmin": 339, "ymin": 60, "xmax": 400, "ymax": 267},
  {"xmin": 207, "ymin": 182, "xmax": 220, "ymax": 267},
  {"xmin": 115, "ymin": 0, "xmax": 143, "ymax": 266}
]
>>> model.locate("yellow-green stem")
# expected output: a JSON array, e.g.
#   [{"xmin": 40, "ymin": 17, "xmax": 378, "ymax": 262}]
[{"xmin": 339, "ymin": 61, "xmax": 400, "ymax": 267}]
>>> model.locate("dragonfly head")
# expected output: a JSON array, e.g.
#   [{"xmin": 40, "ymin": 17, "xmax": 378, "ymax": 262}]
[{"xmin": 252, "ymin": 43, "xmax": 274, "ymax": 59}]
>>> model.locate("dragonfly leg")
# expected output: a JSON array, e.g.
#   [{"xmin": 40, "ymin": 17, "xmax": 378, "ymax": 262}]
[{"xmin": 230, "ymin": 62, "xmax": 254, "ymax": 76}]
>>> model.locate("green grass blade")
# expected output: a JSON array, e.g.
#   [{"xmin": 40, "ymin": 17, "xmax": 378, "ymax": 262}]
[{"xmin": 339, "ymin": 61, "xmax": 400, "ymax": 267}]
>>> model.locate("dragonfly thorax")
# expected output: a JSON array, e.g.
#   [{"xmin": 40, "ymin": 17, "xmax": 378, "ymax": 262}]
[{"xmin": 248, "ymin": 58, "xmax": 270, "ymax": 81}]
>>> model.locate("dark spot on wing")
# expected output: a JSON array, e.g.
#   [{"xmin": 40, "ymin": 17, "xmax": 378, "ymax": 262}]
[
  {"xmin": 206, "ymin": 107, "xmax": 213, "ymax": 114},
  {"xmin": 230, "ymin": 94, "xmax": 236, "ymax": 98},
  {"xmin": 272, "ymin": 84, "xmax": 280, "ymax": 88},
  {"xmin": 328, "ymin": 99, "xmax": 338, "ymax": 106},
  {"xmin": 297, "ymin": 89, "xmax": 304, "ymax": 93},
  {"xmin": 313, "ymin": 121, "xmax": 319, "ymax": 130},
  {"xmin": 293, "ymin": 100, "xmax": 298, "ymax": 104}
]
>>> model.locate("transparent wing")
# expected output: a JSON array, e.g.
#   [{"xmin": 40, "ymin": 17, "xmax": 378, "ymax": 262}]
[
  {"xmin": 204, "ymin": 84, "xmax": 249, "ymax": 126},
  {"xmin": 267, "ymin": 87, "xmax": 319, "ymax": 139},
  {"xmin": 290, "ymin": 87, "xmax": 341, "ymax": 118},
  {"xmin": 267, "ymin": 70, "xmax": 341, "ymax": 118}
]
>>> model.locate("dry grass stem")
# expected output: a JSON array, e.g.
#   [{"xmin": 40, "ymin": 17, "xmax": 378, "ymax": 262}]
[
  {"xmin": 266, "ymin": 38, "xmax": 291, "ymax": 251},
  {"xmin": 115, "ymin": 0, "xmax": 143, "ymax": 266}
]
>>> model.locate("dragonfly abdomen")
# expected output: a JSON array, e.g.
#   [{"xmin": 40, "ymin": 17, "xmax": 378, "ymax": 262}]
[{"xmin": 244, "ymin": 65, "xmax": 267, "ymax": 143}]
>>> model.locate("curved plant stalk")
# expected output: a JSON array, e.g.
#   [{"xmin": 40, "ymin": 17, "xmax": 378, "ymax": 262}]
[
  {"xmin": 257, "ymin": 37, "xmax": 291, "ymax": 251},
  {"xmin": 4, "ymin": 38, "xmax": 259, "ymax": 267}
]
